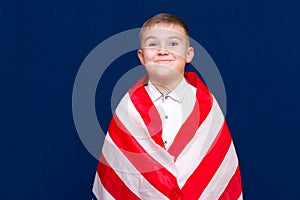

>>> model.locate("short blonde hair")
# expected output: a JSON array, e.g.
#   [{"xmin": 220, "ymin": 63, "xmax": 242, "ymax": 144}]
[
  {"xmin": 141, "ymin": 13, "xmax": 190, "ymax": 36},
  {"xmin": 139, "ymin": 13, "xmax": 190, "ymax": 44}
]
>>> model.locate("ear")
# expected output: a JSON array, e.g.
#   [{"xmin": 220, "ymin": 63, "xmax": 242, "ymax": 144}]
[
  {"xmin": 137, "ymin": 49, "xmax": 145, "ymax": 65},
  {"xmin": 185, "ymin": 47, "xmax": 194, "ymax": 63}
]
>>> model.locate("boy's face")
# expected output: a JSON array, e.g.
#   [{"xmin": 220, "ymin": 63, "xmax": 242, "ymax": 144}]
[{"xmin": 138, "ymin": 23, "xmax": 194, "ymax": 83}]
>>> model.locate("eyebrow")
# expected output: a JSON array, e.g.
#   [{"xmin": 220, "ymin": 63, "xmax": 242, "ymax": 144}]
[
  {"xmin": 144, "ymin": 36, "xmax": 157, "ymax": 42},
  {"xmin": 143, "ymin": 36, "xmax": 182, "ymax": 42},
  {"xmin": 168, "ymin": 36, "xmax": 182, "ymax": 41}
]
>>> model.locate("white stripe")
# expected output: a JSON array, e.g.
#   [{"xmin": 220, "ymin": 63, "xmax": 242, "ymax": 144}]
[
  {"xmin": 200, "ymin": 143, "xmax": 239, "ymax": 200},
  {"xmin": 92, "ymin": 172, "xmax": 115, "ymax": 200},
  {"xmin": 175, "ymin": 96, "xmax": 225, "ymax": 188},
  {"xmin": 115, "ymin": 93, "xmax": 177, "ymax": 175},
  {"xmin": 238, "ymin": 192, "xmax": 243, "ymax": 200},
  {"xmin": 102, "ymin": 134, "xmax": 169, "ymax": 200}
]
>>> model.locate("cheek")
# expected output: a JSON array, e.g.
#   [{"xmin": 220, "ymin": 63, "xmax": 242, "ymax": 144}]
[
  {"xmin": 142, "ymin": 51, "xmax": 156, "ymax": 63},
  {"xmin": 169, "ymin": 48, "xmax": 187, "ymax": 60}
]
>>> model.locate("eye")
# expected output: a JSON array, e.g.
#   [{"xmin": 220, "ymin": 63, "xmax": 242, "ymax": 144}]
[
  {"xmin": 148, "ymin": 42, "xmax": 158, "ymax": 47},
  {"xmin": 169, "ymin": 41, "xmax": 179, "ymax": 47}
]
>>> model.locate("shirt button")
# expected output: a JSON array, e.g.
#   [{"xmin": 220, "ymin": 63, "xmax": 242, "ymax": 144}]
[
  {"xmin": 164, "ymin": 140, "xmax": 167, "ymax": 144},
  {"xmin": 165, "ymin": 95, "xmax": 168, "ymax": 100},
  {"xmin": 165, "ymin": 115, "xmax": 168, "ymax": 119}
]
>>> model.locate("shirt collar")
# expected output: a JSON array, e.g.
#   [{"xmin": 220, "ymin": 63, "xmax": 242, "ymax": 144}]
[{"xmin": 146, "ymin": 78, "xmax": 189, "ymax": 103}]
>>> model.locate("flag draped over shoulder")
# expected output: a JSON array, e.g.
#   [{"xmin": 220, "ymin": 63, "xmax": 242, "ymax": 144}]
[{"xmin": 93, "ymin": 72, "xmax": 243, "ymax": 200}]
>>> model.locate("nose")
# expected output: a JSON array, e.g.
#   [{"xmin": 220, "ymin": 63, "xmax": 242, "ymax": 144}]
[{"xmin": 157, "ymin": 48, "xmax": 169, "ymax": 55}]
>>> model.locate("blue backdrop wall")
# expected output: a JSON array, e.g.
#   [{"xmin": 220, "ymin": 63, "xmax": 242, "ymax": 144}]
[{"xmin": 1, "ymin": 0, "xmax": 299, "ymax": 199}]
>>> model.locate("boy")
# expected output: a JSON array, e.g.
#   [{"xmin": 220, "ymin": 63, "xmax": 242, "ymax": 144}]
[{"xmin": 93, "ymin": 13, "xmax": 243, "ymax": 199}]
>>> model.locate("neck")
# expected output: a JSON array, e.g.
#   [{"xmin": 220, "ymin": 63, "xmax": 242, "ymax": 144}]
[{"xmin": 149, "ymin": 76, "xmax": 183, "ymax": 94}]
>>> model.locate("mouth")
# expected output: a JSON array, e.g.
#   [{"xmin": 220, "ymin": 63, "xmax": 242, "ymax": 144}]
[{"xmin": 154, "ymin": 59, "xmax": 174, "ymax": 64}]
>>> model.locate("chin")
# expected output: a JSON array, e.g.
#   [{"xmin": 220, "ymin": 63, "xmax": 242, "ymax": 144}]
[
  {"xmin": 152, "ymin": 71, "xmax": 182, "ymax": 85},
  {"xmin": 146, "ymin": 64, "xmax": 183, "ymax": 82}
]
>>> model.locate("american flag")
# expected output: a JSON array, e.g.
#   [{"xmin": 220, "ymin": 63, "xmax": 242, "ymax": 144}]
[{"xmin": 93, "ymin": 72, "xmax": 243, "ymax": 199}]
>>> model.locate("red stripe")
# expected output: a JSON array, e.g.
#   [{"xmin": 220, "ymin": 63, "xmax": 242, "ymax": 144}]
[
  {"xmin": 97, "ymin": 154, "xmax": 140, "ymax": 200},
  {"xmin": 219, "ymin": 166, "xmax": 243, "ymax": 200},
  {"xmin": 167, "ymin": 101, "xmax": 200, "ymax": 160},
  {"xmin": 108, "ymin": 114, "xmax": 183, "ymax": 199},
  {"xmin": 129, "ymin": 84, "xmax": 165, "ymax": 148},
  {"xmin": 185, "ymin": 72, "xmax": 212, "ymax": 125},
  {"xmin": 168, "ymin": 72, "xmax": 212, "ymax": 159},
  {"xmin": 109, "ymin": 114, "xmax": 164, "ymax": 170},
  {"xmin": 181, "ymin": 122, "xmax": 232, "ymax": 199}
]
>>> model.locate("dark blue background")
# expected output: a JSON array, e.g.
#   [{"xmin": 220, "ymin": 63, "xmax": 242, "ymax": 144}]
[{"xmin": 1, "ymin": 0, "xmax": 299, "ymax": 199}]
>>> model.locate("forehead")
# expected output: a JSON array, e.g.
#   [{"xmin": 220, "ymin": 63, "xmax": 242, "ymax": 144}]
[{"xmin": 141, "ymin": 23, "xmax": 187, "ymax": 40}]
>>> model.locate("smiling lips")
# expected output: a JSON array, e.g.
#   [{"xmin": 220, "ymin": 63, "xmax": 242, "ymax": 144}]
[{"xmin": 154, "ymin": 59, "xmax": 174, "ymax": 64}]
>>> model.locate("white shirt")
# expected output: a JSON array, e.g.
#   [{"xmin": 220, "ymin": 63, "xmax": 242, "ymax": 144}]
[{"xmin": 145, "ymin": 78, "xmax": 196, "ymax": 149}]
